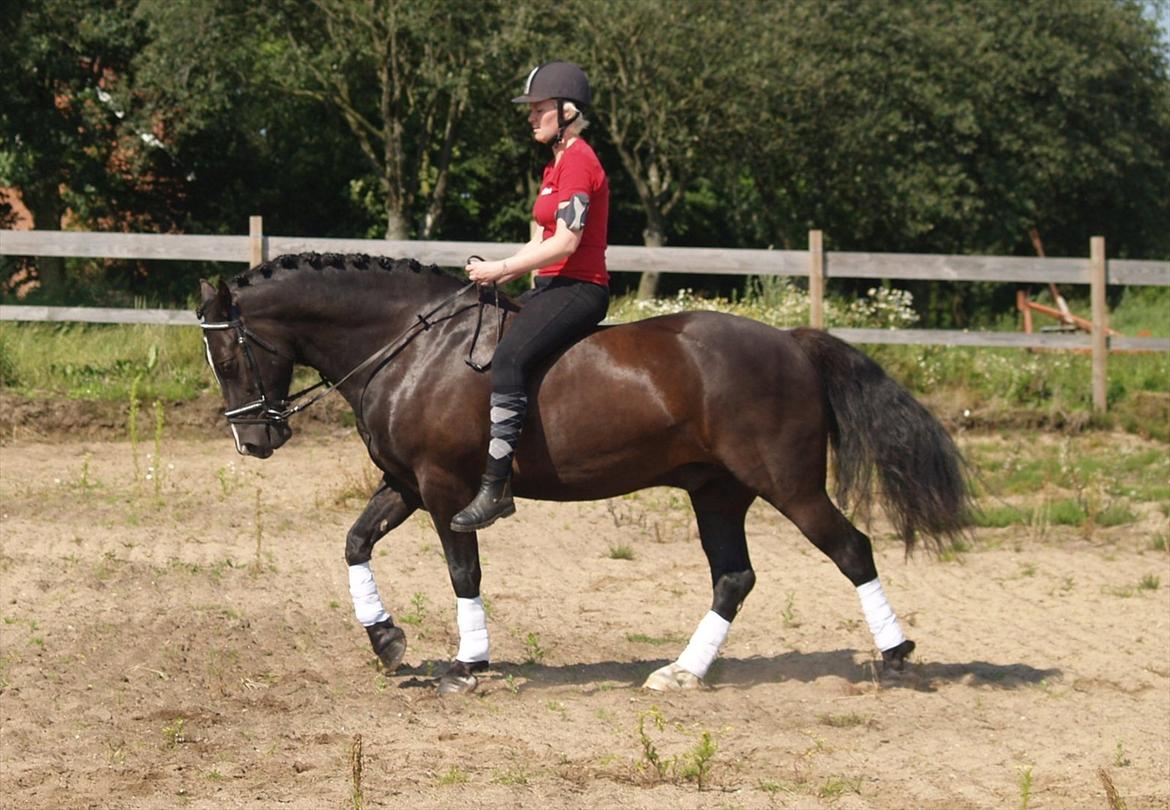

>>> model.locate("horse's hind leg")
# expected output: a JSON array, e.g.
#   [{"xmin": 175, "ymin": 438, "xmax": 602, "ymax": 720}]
[
  {"xmin": 645, "ymin": 476, "xmax": 756, "ymax": 691},
  {"xmin": 778, "ymin": 490, "xmax": 915, "ymax": 669},
  {"xmin": 345, "ymin": 480, "xmax": 420, "ymax": 672}
]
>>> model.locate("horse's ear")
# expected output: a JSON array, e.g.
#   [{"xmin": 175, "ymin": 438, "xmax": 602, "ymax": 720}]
[{"xmin": 197, "ymin": 278, "xmax": 233, "ymax": 319}]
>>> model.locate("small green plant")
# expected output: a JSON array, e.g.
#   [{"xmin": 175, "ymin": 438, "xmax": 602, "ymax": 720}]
[
  {"xmin": 492, "ymin": 766, "xmax": 529, "ymax": 785},
  {"xmin": 78, "ymin": 452, "xmax": 95, "ymax": 490},
  {"xmin": 1096, "ymin": 503, "xmax": 1136, "ymax": 527},
  {"xmin": 251, "ymin": 487, "xmax": 264, "ymax": 575},
  {"xmin": 523, "ymin": 631, "xmax": 545, "ymax": 664},
  {"xmin": 818, "ymin": 775, "xmax": 862, "ymax": 798},
  {"xmin": 781, "ymin": 591, "xmax": 800, "ymax": 628},
  {"xmin": 1138, "ymin": 574, "xmax": 1160, "ymax": 591},
  {"xmin": 636, "ymin": 707, "xmax": 669, "ymax": 779},
  {"xmin": 150, "ymin": 399, "xmax": 165, "ymax": 497},
  {"xmin": 817, "ymin": 712, "xmax": 869, "ymax": 728},
  {"xmin": 215, "ymin": 464, "xmax": 235, "ymax": 499},
  {"xmin": 162, "ymin": 717, "xmax": 186, "ymax": 747},
  {"xmin": 1152, "ymin": 533, "xmax": 1168, "ymax": 552},
  {"xmin": 438, "ymin": 765, "xmax": 469, "ymax": 785},
  {"xmin": 635, "ymin": 706, "xmax": 718, "ymax": 789},
  {"xmin": 1049, "ymin": 499, "xmax": 1088, "ymax": 526},
  {"xmin": 626, "ymin": 632, "xmax": 685, "ymax": 646},
  {"xmin": 1113, "ymin": 740, "xmax": 1131, "ymax": 767},
  {"xmin": 677, "ymin": 730, "xmax": 717, "ymax": 790},
  {"xmin": 503, "ymin": 673, "xmax": 519, "ymax": 694},
  {"xmin": 1018, "ymin": 765, "xmax": 1033, "ymax": 810},
  {"xmin": 128, "ymin": 374, "xmax": 142, "ymax": 486},
  {"xmin": 1020, "ymin": 562, "xmax": 1037, "ymax": 577},
  {"xmin": 607, "ymin": 544, "xmax": 635, "ymax": 560},
  {"xmin": 399, "ymin": 592, "xmax": 428, "ymax": 625}
]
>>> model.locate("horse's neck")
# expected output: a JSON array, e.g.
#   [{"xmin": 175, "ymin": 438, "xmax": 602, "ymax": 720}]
[{"xmin": 252, "ymin": 274, "xmax": 464, "ymax": 399}]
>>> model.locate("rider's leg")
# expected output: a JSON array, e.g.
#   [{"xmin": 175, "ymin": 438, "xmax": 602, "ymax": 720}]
[{"xmin": 451, "ymin": 278, "xmax": 608, "ymax": 532}]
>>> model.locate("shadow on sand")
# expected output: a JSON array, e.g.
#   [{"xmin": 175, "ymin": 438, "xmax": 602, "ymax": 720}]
[{"xmin": 395, "ymin": 648, "xmax": 1061, "ymax": 693}]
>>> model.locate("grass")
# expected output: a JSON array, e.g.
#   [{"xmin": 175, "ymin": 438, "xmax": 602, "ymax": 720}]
[
  {"xmin": 3, "ymin": 285, "xmax": 1166, "ymax": 438},
  {"xmin": 626, "ymin": 632, "xmax": 686, "ymax": 646},
  {"xmin": 607, "ymin": 544, "xmax": 635, "ymax": 560}
]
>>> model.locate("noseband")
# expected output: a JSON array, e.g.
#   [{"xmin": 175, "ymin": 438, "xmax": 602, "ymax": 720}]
[
  {"xmin": 199, "ymin": 280, "xmax": 484, "ymax": 429},
  {"xmin": 199, "ymin": 312, "xmax": 316, "ymax": 426}
]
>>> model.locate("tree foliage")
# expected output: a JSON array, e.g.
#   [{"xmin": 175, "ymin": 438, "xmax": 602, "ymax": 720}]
[{"xmin": 3, "ymin": 0, "xmax": 1168, "ymax": 316}]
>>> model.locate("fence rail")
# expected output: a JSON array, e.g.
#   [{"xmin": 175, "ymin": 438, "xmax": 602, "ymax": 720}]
[{"xmin": 3, "ymin": 223, "xmax": 1169, "ymax": 411}]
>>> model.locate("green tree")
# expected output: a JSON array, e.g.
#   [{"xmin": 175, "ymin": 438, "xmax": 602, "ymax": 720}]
[
  {"xmin": 265, "ymin": 0, "xmax": 533, "ymax": 240},
  {"xmin": 0, "ymin": 0, "xmax": 146, "ymax": 297},
  {"xmin": 561, "ymin": 0, "xmax": 749, "ymax": 297}
]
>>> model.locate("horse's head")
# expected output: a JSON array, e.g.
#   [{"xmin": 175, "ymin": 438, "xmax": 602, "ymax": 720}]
[{"xmin": 197, "ymin": 279, "xmax": 294, "ymax": 458}]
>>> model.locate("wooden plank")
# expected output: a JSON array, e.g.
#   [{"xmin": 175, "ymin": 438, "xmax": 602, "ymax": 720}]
[
  {"xmin": 0, "ymin": 230, "xmax": 249, "ymax": 262},
  {"xmin": 808, "ymin": 230, "xmax": 824, "ymax": 328},
  {"xmin": 1110, "ymin": 259, "xmax": 1170, "ymax": 286},
  {"xmin": 828, "ymin": 251, "xmax": 1090, "ymax": 284},
  {"xmin": 828, "ymin": 327, "xmax": 1094, "ymax": 349},
  {"xmin": 1091, "ymin": 237, "xmax": 1108, "ymax": 411},
  {"xmin": 0, "ymin": 305, "xmax": 198, "ymax": 326},
  {"xmin": 5, "ymin": 229, "xmax": 1167, "ymax": 287},
  {"xmin": 249, "ymin": 216, "xmax": 265, "ymax": 268},
  {"xmin": 3, "ymin": 305, "xmax": 1166, "ymax": 351}
]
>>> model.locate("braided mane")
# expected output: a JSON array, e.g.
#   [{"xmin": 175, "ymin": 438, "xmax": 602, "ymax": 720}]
[{"xmin": 231, "ymin": 252, "xmax": 446, "ymax": 288}]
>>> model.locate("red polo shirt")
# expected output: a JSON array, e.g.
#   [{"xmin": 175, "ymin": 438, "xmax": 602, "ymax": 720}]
[{"xmin": 532, "ymin": 139, "xmax": 609, "ymax": 287}]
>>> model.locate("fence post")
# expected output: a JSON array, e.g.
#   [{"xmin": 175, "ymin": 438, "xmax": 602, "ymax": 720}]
[
  {"xmin": 1091, "ymin": 235, "xmax": 1108, "ymax": 412},
  {"xmin": 808, "ymin": 229, "xmax": 825, "ymax": 329},
  {"xmin": 249, "ymin": 216, "xmax": 265, "ymax": 268}
]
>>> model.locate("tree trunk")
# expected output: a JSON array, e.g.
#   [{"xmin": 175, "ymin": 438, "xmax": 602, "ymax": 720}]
[
  {"xmin": 24, "ymin": 188, "xmax": 66, "ymax": 299},
  {"xmin": 384, "ymin": 207, "xmax": 409, "ymax": 241},
  {"xmin": 635, "ymin": 212, "xmax": 667, "ymax": 300}
]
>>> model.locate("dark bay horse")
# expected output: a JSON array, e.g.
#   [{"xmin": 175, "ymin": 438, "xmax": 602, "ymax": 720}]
[{"xmin": 197, "ymin": 253, "xmax": 971, "ymax": 694}]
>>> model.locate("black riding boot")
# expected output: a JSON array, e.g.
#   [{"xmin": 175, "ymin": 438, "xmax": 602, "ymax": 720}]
[
  {"xmin": 450, "ymin": 475, "xmax": 515, "ymax": 532},
  {"xmin": 450, "ymin": 390, "xmax": 526, "ymax": 533}
]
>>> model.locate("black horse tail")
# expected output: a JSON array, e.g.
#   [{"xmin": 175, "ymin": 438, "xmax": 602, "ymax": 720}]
[{"xmin": 791, "ymin": 328, "xmax": 973, "ymax": 554}]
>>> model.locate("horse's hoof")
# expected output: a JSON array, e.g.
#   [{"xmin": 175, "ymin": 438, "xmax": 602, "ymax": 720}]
[
  {"xmin": 881, "ymin": 639, "xmax": 916, "ymax": 672},
  {"xmin": 366, "ymin": 620, "xmax": 407, "ymax": 672},
  {"xmin": 643, "ymin": 662, "xmax": 704, "ymax": 691},
  {"xmin": 437, "ymin": 660, "xmax": 488, "ymax": 696}
]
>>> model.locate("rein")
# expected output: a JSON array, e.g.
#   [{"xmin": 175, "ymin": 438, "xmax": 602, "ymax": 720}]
[{"xmin": 201, "ymin": 278, "xmax": 485, "ymax": 427}]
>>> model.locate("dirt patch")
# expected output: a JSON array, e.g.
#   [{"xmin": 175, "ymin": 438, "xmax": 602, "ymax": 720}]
[
  {"xmin": 1, "ymin": 433, "xmax": 1168, "ymax": 809},
  {"xmin": 0, "ymin": 390, "xmax": 352, "ymax": 442}
]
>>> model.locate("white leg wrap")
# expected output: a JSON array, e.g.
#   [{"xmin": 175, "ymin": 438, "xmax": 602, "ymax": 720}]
[
  {"xmin": 675, "ymin": 610, "xmax": 731, "ymax": 679},
  {"xmin": 348, "ymin": 562, "xmax": 390, "ymax": 627},
  {"xmin": 856, "ymin": 578, "xmax": 906, "ymax": 652},
  {"xmin": 455, "ymin": 596, "xmax": 490, "ymax": 663}
]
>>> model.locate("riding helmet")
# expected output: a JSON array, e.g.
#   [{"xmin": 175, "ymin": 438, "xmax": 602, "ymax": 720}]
[{"xmin": 512, "ymin": 61, "xmax": 591, "ymax": 107}]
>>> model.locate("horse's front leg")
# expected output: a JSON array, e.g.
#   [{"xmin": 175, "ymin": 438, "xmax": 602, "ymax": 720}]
[
  {"xmin": 433, "ymin": 520, "xmax": 490, "ymax": 695},
  {"xmin": 345, "ymin": 479, "xmax": 420, "ymax": 671}
]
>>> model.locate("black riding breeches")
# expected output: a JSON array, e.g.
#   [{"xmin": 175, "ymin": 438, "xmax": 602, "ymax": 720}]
[{"xmin": 490, "ymin": 275, "xmax": 609, "ymax": 393}]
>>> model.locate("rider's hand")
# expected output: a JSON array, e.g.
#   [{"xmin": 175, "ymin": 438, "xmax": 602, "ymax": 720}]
[{"xmin": 465, "ymin": 260, "xmax": 508, "ymax": 284}]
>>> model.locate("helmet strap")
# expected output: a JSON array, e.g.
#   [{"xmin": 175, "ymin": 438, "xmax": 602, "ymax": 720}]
[{"xmin": 554, "ymin": 98, "xmax": 580, "ymax": 146}]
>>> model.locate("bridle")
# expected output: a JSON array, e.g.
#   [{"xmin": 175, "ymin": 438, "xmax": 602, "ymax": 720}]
[{"xmin": 199, "ymin": 276, "xmax": 497, "ymax": 431}]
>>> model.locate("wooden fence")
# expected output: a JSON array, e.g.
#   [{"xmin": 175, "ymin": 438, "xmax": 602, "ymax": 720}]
[{"xmin": 2, "ymin": 219, "xmax": 1168, "ymax": 411}]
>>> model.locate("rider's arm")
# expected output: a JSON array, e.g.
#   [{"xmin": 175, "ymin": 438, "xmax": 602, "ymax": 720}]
[{"xmin": 467, "ymin": 215, "xmax": 582, "ymax": 285}]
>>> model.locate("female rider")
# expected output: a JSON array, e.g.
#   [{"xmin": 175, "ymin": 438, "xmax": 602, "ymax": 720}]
[{"xmin": 450, "ymin": 61, "xmax": 610, "ymax": 532}]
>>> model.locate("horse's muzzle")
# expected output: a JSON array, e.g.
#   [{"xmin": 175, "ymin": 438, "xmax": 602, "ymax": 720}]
[{"xmin": 235, "ymin": 421, "xmax": 292, "ymax": 458}]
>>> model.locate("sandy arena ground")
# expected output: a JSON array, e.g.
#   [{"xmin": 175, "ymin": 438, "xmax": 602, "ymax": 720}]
[{"xmin": 1, "ymin": 427, "xmax": 1168, "ymax": 809}]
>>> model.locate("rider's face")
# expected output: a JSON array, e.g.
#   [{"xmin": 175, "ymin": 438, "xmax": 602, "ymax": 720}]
[{"xmin": 527, "ymin": 100, "xmax": 559, "ymax": 144}]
